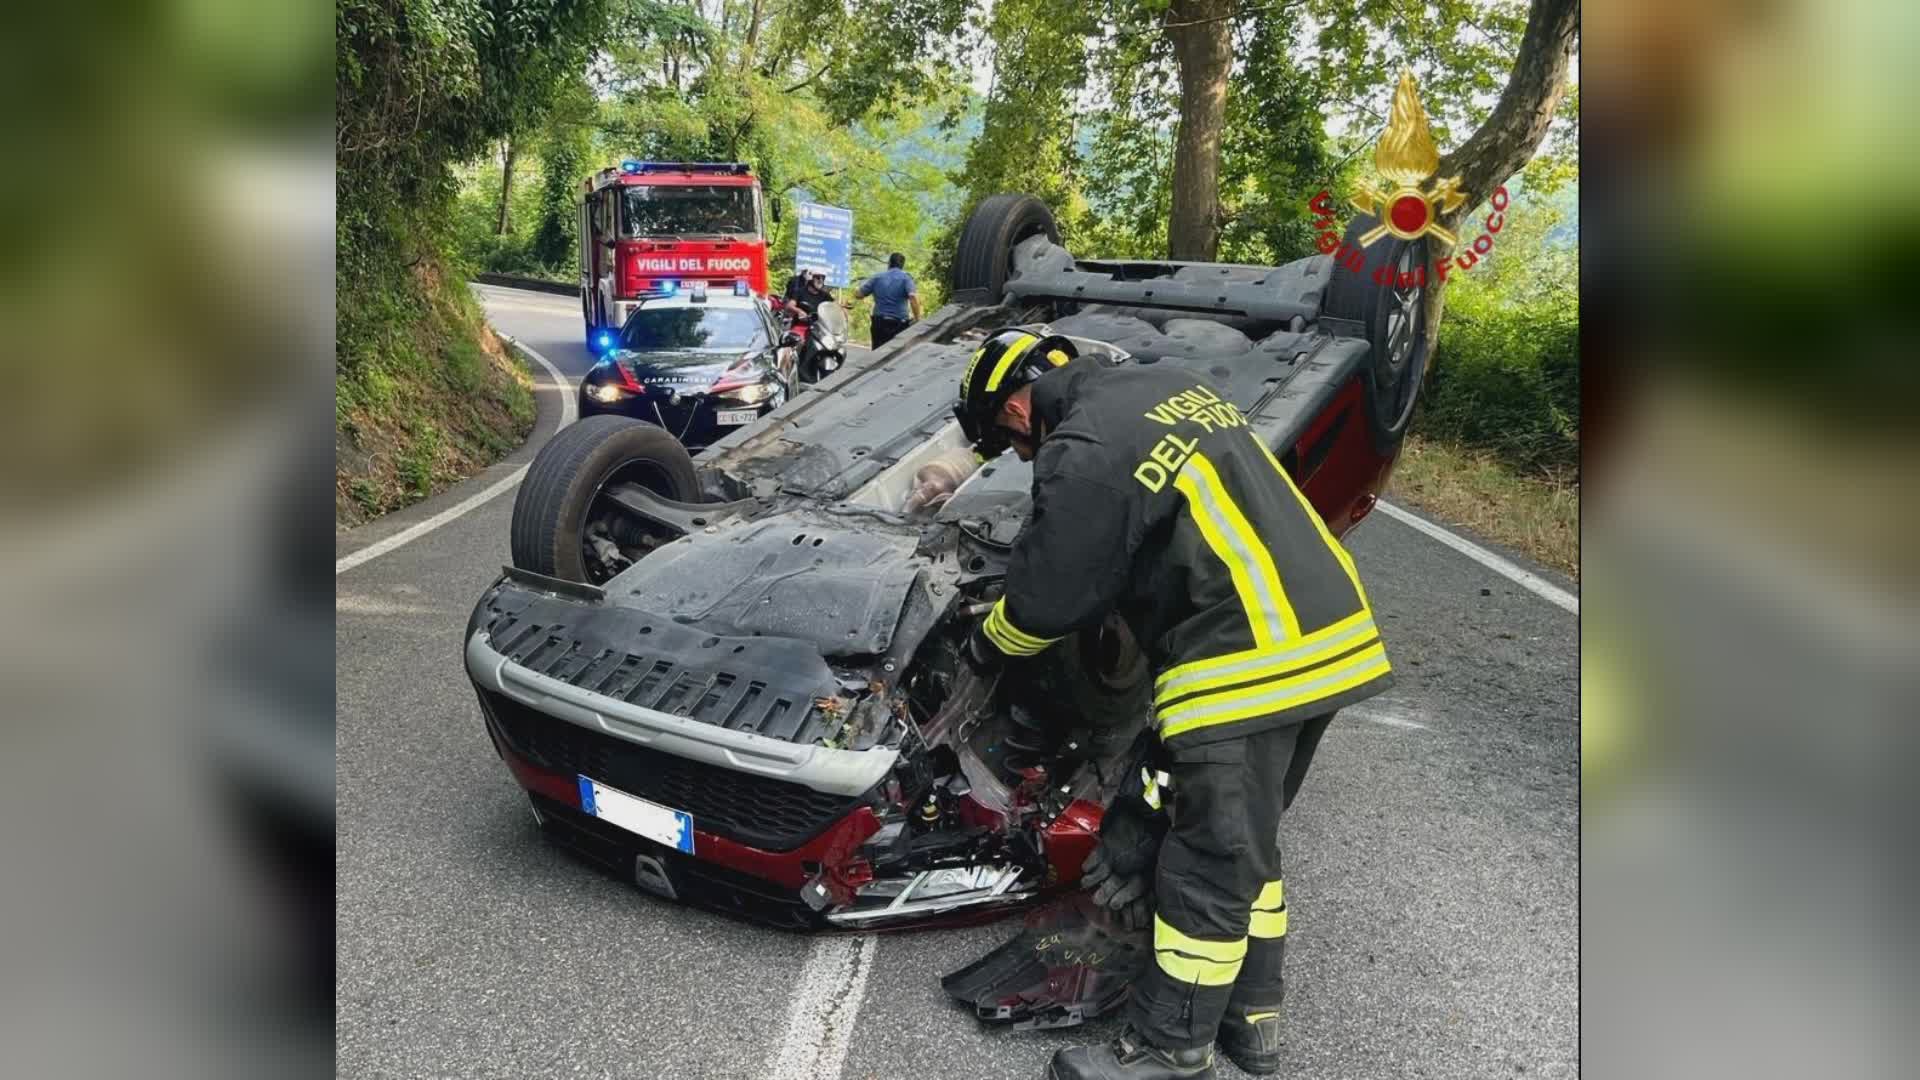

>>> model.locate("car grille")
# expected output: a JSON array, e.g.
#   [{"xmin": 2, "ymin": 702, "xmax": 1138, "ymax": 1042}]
[
  {"xmin": 481, "ymin": 689, "xmax": 865, "ymax": 852},
  {"xmin": 527, "ymin": 794, "xmax": 820, "ymax": 930}
]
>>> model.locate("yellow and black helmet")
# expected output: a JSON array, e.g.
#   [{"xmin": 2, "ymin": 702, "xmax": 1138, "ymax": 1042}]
[{"xmin": 953, "ymin": 327, "xmax": 1077, "ymax": 456}]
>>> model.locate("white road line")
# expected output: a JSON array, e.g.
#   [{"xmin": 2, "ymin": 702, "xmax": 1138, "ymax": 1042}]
[
  {"xmin": 334, "ymin": 338, "xmax": 574, "ymax": 576},
  {"xmin": 1346, "ymin": 703, "xmax": 1429, "ymax": 730},
  {"xmin": 1374, "ymin": 499, "xmax": 1578, "ymax": 615},
  {"xmin": 766, "ymin": 934, "xmax": 878, "ymax": 1080}
]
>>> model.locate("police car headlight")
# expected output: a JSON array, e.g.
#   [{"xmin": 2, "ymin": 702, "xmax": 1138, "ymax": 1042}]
[
  {"xmin": 584, "ymin": 383, "xmax": 624, "ymax": 403},
  {"xmin": 718, "ymin": 382, "xmax": 774, "ymax": 405}
]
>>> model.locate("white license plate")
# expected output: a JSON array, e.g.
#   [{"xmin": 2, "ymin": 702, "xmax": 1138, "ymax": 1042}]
[
  {"xmin": 715, "ymin": 408, "xmax": 758, "ymax": 426},
  {"xmin": 577, "ymin": 776, "xmax": 694, "ymax": 854}
]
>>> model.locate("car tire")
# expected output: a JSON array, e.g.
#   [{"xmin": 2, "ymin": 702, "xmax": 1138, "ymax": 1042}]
[
  {"xmin": 1322, "ymin": 213, "xmax": 1431, "ymax": 453},
  {"xmin": 952, "ymin": 194, "xmax": 1059, "ymax": 302},
  {"xmin": 1042, "ymin": 614, "xmax": 1152, "ymax": 748},
  {"xmin": 510, "ymin": 416, "xmax": 702, "ymax": 583}
]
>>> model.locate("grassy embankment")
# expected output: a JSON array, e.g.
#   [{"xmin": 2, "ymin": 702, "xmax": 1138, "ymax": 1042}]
[
  {"xmin": 335, "ymin": 260, "xmax": 534, "ymax": 527},
  {"xmin": 1387, "ymin": 282, "xmax": 1579, "ymax": 578}
]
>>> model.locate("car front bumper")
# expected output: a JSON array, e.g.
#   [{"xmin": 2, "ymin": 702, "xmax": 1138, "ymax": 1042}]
[{"xmin": 577, "ymin": 389, "xmax": 775, "ymax": 447}]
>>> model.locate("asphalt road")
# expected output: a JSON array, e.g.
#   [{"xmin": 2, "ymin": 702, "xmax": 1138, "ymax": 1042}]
[{"xmin": 337, "ymin": 285, "xmax": 1578, "ymax": 1080}]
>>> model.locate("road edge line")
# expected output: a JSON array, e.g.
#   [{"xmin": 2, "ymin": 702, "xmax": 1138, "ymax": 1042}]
[
  {"xmin": 1374, "ymin": 499, "xmax": 1578, "ymax": 615},
  {"xmin": 334, "ymin": 337, "xmax": 573, "ymax": 576}
]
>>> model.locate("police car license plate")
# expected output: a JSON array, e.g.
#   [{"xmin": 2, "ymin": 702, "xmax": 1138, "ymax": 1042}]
[
  {"xmin": 577, "ymin": 776, "xmax": 695, "ymax": 854},
  {"xmin": 715, "ymin": 409, "xmax": 757, "ymax": 426}
]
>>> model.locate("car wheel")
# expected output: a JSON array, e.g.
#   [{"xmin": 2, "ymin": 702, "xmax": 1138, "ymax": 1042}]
[
  {"xmin": 1322, "ymin": 213, "xmax": 1431, "ymax": 453},
  {"xmin": 952, "ymin": 193, "xmax": 1059, "ymax": 302},
  {"xmin": 510, "ymin": 416, "xmax": 702, "ymax": 584},
  {"xmin": 1043, "ymin": 613, "xmax": 1151, "ymax": 750}
]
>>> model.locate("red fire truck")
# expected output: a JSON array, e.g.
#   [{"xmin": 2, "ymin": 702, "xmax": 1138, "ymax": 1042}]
[{"xmin": 580, "ymin": 161, "xmax": 774, "ymax": 351}]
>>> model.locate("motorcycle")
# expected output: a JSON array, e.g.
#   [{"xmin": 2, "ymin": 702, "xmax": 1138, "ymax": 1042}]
[{"xmin": 782, "ymin": 300, "xmax": 849, "ymax": 384}]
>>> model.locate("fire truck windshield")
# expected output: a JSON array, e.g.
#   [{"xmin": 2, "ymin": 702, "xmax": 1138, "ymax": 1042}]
[{"xmin": 622, "ymin": 185, "xmax": 758, "ymax": 238}]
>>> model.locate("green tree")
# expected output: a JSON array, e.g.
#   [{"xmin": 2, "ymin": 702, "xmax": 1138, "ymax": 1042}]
[{"xmin": 338, "ymin": 0, "xmax": 615, "ymax": 367}]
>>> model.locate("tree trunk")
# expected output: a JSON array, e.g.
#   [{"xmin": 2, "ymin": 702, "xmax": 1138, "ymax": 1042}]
[
  {"xmin": 1166, "ymin": 0, "xmax": 1234, "ymax": 261},
  {"xmin": 495, "ymin": 137, "xmax": 517, "ymax": 236},
  {"xmin": 1420, "ymin": 0, "xmax": 1580, "ymax": 353},
  {"xmin": 741, "ymin": 0, "xmax": 766, "ymax": 72}
]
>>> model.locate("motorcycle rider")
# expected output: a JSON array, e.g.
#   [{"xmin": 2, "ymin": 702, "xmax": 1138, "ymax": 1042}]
[
  {"xmin": 954, "ymin": 327, "xmax": 1394, "ymax": 1080},
  {"xmin": 781, "ymin": 267, "xmax": 837, "ymax": 317}
]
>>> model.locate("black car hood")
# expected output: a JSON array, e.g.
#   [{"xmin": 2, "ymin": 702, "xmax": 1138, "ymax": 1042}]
[{"xmin": 616, "ymin": 351, "xmax": 733, "ymax": 388}]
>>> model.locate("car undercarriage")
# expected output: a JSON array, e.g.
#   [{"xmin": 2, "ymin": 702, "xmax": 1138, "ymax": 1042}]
[{"xmin": 464, "ymin": 194, "xmax": 1431, "ymax": 937}]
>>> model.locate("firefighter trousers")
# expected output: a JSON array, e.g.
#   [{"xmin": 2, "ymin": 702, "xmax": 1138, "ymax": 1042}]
[{"xmin": 1128, "ymin": 711, "xmax": 1335, "ymax": 1051}]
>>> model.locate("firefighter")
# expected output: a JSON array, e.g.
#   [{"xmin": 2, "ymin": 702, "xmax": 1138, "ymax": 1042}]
[{"xmin": 953, "ymin": 327, "xmax": 1393, "ymax": 1079}]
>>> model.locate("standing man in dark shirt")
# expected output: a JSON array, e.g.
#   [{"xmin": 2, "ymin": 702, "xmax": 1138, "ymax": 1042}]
[{"xmin": 856, "ymin": 252, "xmax": 922, "ymax": 348}]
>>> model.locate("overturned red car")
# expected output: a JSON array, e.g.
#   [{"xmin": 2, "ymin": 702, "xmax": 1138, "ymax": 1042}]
[{"xmin": 466, "ymin": 194, "xmax": 1431, "ymax": 932}]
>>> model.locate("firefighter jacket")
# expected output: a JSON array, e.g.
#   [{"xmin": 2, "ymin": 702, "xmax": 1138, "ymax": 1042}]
[{"xmin": 979, "ymin": 356, "xmax": 1391, "ymax": 744}]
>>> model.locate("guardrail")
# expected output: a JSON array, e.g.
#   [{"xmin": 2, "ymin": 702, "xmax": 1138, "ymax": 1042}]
[{"xmin": 473, "ymin": 272, "xmax": 576, "ymax": 297}]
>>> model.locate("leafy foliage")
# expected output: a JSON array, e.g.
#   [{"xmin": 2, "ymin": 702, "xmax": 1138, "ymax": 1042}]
[
  {"xmin": 337, "ymin": 0, "xmax": 614, "ymax": 519},
  {"xmin": 340, "ymin": 0, "xmax": 1579, "ymax": 521},
  {"xmin": 1421, "ymin": 187, "xmax": 1579, "ymax": 474}
]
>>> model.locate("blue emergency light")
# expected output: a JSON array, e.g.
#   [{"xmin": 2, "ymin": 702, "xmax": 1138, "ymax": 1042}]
[
  {"xmin": 595, "ymin": 330, "xmax": 614, "ymax": 353},
  {"xmin": 620, "ymin": 159, "xmax": 644, "ymax": 174},
  {"xmin": 658, "ymin": 279, "xmax": 677, "ymax": 295}
]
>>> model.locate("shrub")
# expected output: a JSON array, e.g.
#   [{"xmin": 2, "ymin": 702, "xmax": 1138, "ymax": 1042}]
[{"xmin": 1422, "ymin": 283, "xmax": 1579, "ymax": 476}]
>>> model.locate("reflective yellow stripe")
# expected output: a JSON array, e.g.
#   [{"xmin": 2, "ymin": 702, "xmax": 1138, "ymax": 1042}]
[
  {"xmin": 1251, "ymin": 881, "xmax": 1288, "ymax": 939},
  {"xmin": 1154, "ymin": 609, "xmax": 1372, "ymax": 693},
  {"xmin": 1154, "ymin": 615, "xmax": 1380, "ymax": 706},
  {"xmin": 1156, "ymin": 916, "xmax": 1248, "ymax": 961},
  {"xmin": 990, "ymin": 591, "xmax": 1052, "ymax": 641},
  {"xmin": 982, "ymin": 598, "xmax": 1056, "ymax": 656},
  {"xmin": 1245, "ymin": 1012, "xmax": 1279, "ymax": 1023},
  {"xmin": 1154, "ymin": 915, "xmax": 1247, "ymax": 986},
  {"xmin": 962, "ymin": 346, "xmax": 987, "ymax": 389},
  {"xmin": 1172, "ymin": 453, "xmax": 1299, "ymax": 649},
  {"xmin": 1159, "ymin": 643, "xmax": 1391, "ymax": 739},
  {"xmin": 988, "ymin": 599, "xmax": 1052, "ymax": 649},
  {"xmin": 1248, "ymin": 433, "xmax": 1371, "ymax": 607},
  {"xmin": 983, "ymin": 334, "xmax": 1041, "ymax": 391},
  {"xmin": 1250, "ymin": 908, "xmax": 1289, "ymax": 937},
  {"xmin": 1188, "ymin": 454, "xmax": 1301, "ymax": 642},
  {"xmin": 1140, "ymin": 768, "xmax": 1165, "ymax": 811}
]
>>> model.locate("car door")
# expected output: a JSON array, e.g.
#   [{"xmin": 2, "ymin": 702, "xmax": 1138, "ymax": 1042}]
[{"xmin": 596, "ymin": 190, "xmax": 619, "ymax": 324}]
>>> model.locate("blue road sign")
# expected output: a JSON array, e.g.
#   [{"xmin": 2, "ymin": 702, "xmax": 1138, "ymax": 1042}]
[{"xmin": 794, "ymin": 201, "xmax": 853, "ymax": 287}]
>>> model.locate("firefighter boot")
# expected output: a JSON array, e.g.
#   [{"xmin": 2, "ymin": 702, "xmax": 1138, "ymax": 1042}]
[
  {"xmin": 1216, "ymin": 1004, "xmax": 1284, "ymax": 1076},
  {"xmin": 1045, "ymin": 1027, "xmax": 1215, "ymax": 1080}
]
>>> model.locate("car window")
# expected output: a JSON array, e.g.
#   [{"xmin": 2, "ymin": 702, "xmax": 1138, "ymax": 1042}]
[{"xmin": 620, "ymin": 306, "xmax": 767, "ymax": 352}]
